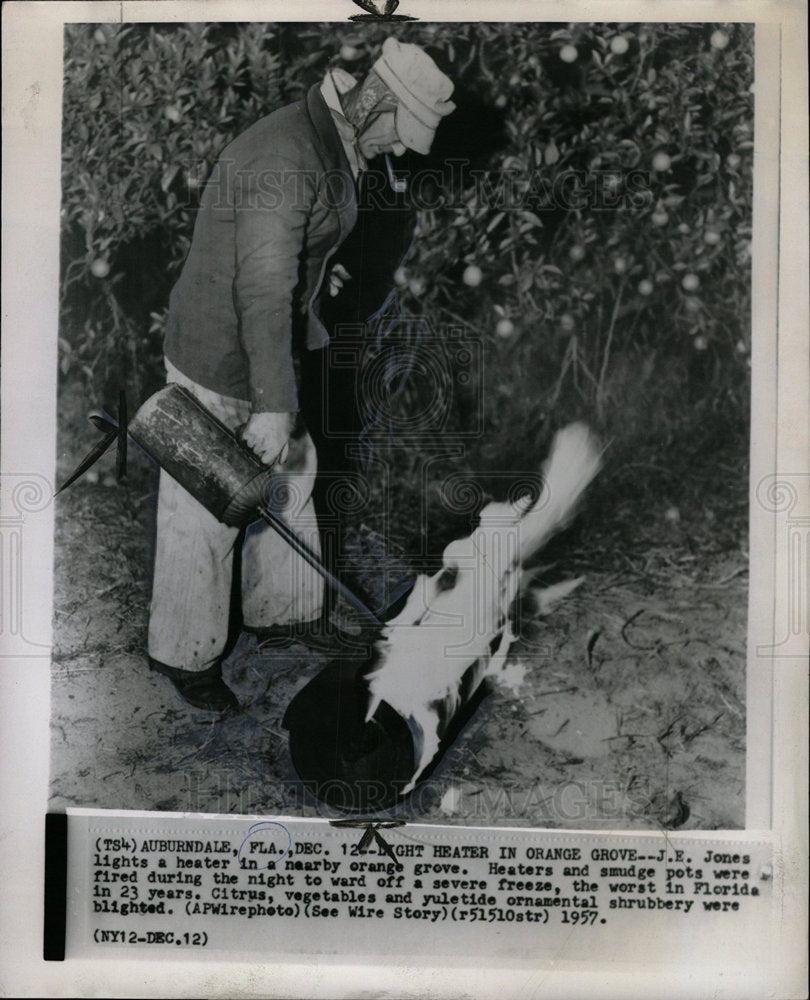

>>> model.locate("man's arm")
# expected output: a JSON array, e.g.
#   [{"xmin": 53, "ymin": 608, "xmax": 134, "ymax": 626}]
[{"xmin": 233, "ymin": 156, "xmax": 314, "ymax": 414}]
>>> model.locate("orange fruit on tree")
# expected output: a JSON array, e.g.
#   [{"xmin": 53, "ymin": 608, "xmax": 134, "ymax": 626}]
[{"xmin": 463, "ymin": 264, "xmax": 483, "ymax": 287}]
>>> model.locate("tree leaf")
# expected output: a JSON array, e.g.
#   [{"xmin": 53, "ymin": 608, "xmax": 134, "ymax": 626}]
[{"xmin": 160, "ymin": 163, "xmax": 180, "ymax": 192}]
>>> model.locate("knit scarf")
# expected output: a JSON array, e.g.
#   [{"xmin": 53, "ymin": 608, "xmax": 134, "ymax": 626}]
[{"xmin": 340, "ymin": 69, "xmax": 399, "ymax": 137}]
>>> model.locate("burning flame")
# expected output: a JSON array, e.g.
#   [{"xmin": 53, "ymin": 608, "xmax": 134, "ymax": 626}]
[{"xmin": 364, "ymin": 423, "xmax": 602, "ymax": 792}]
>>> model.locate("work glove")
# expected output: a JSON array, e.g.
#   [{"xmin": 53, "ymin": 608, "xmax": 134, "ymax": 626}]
[{"xmin": 241, "ymin": 412, "xmax": 292, "ymax": 467}]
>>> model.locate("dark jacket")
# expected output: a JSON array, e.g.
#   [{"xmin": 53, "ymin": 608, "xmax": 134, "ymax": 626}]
[{"xmin": 164, "ymin": 85, "xmax": 358, "ymax": 412}]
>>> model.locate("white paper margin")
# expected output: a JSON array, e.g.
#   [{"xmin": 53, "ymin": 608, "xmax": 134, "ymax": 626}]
[{"xmin": 1, "ymin": 1, "xmax": 807, "ymax": 997}]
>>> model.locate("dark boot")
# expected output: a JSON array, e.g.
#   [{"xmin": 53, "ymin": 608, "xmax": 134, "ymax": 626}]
[{"xmin": 148, "ymin": 657, "xmax": 239, "ymax": 714}]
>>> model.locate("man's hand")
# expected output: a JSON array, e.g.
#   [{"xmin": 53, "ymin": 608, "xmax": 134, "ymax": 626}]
[
  {"xmin": 241, "ymin": 412, "xmax": 292, "ymax": 466},
  {"xmin": 328, "ymin": 263, "xmax": 352, "ymax": 297}
]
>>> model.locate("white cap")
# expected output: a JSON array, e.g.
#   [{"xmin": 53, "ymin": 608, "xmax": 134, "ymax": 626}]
[{"xmin": 372, "ymin": 37, "xmax": 456, "ymax": 154}]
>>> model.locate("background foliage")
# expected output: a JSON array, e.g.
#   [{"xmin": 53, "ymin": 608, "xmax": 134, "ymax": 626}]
[{"xmin": 60, "ymin": 20, "xmax": 753, "ymax": 551}]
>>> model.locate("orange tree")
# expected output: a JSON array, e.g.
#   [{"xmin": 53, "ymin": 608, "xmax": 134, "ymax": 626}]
[
  {"xmin": 60, "ymin": 21, "xmax": 753, "ymax": 508},
  {"xmin": 379, "ymin": 23, "xmax": 753, "ymax": 465}
]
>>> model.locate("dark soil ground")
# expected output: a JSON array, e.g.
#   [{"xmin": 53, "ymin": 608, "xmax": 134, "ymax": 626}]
[{"xmin": 50, "ymin": 382, "xmax": 748, "ymax": 829}]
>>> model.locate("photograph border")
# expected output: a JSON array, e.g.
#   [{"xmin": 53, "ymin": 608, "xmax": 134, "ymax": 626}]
[{"xmin": 1, "ymin": 0, "xmax": 807, "ymax": 996}]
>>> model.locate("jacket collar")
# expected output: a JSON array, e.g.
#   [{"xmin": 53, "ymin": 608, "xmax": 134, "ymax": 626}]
[
  {"xmin": 305, "ymin": 83, "xmax": 357, "ymax": 240},
  {"xmin": 320, "ymin": 70, "xmax": 367, "ymax": 178},
  {"xmin": 306, "ymin": 84, "xmax": 356, "ymax": 180}
]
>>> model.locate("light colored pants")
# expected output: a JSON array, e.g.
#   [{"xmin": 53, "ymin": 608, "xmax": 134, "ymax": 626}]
[{"xmin": 148, "ymin": 361, "xmax": 323, "ymax": 671}]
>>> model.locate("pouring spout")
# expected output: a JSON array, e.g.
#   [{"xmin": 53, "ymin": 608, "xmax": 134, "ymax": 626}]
[{"xmin": 258, "ymin": 506, "xmax": 383, "ymax": 629}]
